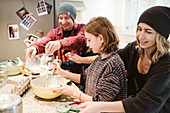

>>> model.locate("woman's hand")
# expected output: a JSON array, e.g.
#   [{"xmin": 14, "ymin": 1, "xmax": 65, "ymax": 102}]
[
  {"xmin": 76, "ymin": 102, "xmax": 102, "ymax": 113},
  {"xmin": 65, "ymin": 52, "xmax": 83, "ymax": 64},
  {"xmin": 77, "ymin": 101, "xmax": 125, "ymax": 113},
  {"xmin": 65, "ymin": 52, "xmax": 97, "ymax": 64}
]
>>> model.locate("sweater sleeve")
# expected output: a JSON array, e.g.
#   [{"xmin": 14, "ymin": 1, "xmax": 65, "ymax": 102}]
[
  {"xmin": 122, "ymin": 54, "xmax": 170, "ymax": 113},
  {"xmin": 80, "ymin": 73, "xmax": 86, "ymax": 93}
]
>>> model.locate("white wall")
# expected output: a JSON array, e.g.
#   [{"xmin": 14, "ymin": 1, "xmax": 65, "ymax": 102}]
[
  {"xmin": 76, "ymin": 0, "xmax": 135, "ymax": 47},
  {"xmin": 79, "ymin": 0, "xmax": 124, "ymax": 26},
  {"xmin": 0, "ymin": 0, "xmax": 54, "ymax": 62}
]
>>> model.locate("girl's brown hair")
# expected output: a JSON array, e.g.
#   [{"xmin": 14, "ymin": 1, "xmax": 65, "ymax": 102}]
[{"xmin": 84, "ymin": 17, "xmax": 119, "ymax": 54}]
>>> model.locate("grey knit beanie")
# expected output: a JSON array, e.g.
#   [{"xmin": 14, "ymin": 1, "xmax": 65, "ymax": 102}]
[
  {"xmin": 57, "ymin": 2, "xmax": 77, "ymax": 22},
  {"xmin": 138, "ymin": 6, "xmax": 170, "ymax": 39}
]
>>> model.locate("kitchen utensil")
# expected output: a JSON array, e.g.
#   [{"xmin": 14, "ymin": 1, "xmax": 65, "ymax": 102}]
[
  {"xmin": 44, "ymin": 68, "xmax": 55, "ymax": 87},
  {"xmin": 55, "ymin": 103, "xmax": 81, "ymax": 113},
  {"xmin": 31, "ymin": 76, "xmax": 69, "ymax": 99},
  {"xmin": 35, "ymin": 55, "xmax": 46, "ymax": 65},
  {"xmin": 26, "ymin": 57, "xmax": 49, "ymax": 74},
  {"xmin": 55, "ymin": 104, "xmax": 70, "ymax": 113},
  {"xmin": 70, "ymin": 104, "xmax": 80, "ymax": 112},
  {"xmin": 45, "ymin": 56, "xmax": 58, "ymax": 87},
  {"xmin": 66, "ymin": 101, "xmax": 82, "ymax": 105},
  {"xmin": 0, "ymin": 94, "xmax": 22, "ymax": 113}
]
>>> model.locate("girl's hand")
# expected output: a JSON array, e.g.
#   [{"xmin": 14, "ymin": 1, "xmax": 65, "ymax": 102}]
[
  {"xmin": 52, "ymin": 84, "xmax": 80, "ymax": 97},
  {"xmin": 51, "ymin": 60, "xmax": 69, "ymax": 78},
  {"xmin": 51, "ymin": 61, "xmax": 62, "ymax": 75}
]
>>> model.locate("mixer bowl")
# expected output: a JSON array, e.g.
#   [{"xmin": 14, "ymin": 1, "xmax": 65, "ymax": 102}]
[{"xmin": 31, "ymin": 76, "xmax": 69, "ymax": 99}]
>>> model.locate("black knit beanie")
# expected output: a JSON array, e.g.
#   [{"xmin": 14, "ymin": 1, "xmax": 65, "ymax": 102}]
[
  {"xmin": 57, "ymin": 2, "xmax": 77, "ymax": 22},
  {"xmin": 138, "ymin": 6, "xmax": 170, "ymax": 39}
]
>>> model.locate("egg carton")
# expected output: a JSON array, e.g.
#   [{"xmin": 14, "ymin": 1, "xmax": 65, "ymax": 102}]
[
  {"xmin": 0, "ymin": 75, "xmax": 30, "ymax": 96},
  {"xmin": 10, "ymin": 77, "xmax": 30, "ymax": 95}
]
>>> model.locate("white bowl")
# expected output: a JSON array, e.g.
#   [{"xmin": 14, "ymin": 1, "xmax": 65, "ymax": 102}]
[
  {"xmin": 0, "ymin": 61, "xmax": 23, "ymax": 76},
  {"xmin": 31, "ymin": 76, "xmax": 69, "ymax": 99}
]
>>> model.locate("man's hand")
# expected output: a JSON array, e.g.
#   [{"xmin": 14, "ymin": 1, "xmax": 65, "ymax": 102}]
[
  {"xmin": 25, "ymin": 47, "xmax": 37, "ymax": 60},
  {"xmin": 45, "ymin": 41, "xmax": 61, "ymax": 56}
]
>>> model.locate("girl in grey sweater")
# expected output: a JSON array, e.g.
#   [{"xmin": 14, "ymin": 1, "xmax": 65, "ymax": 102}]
[{"xmin": 52, "ymin": 17, "xmax": 127, "ymax": 102}]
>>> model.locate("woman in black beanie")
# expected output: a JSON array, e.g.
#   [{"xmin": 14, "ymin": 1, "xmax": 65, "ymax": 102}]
[{"xmin": 74, "ymin": 6, "xmax": 170, "ymax": 113}]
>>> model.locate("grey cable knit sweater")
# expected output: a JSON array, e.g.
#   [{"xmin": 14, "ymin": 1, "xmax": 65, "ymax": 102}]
[{"xmin": 81, "ymin": 52, "xmax": 127, "ymax": 101}]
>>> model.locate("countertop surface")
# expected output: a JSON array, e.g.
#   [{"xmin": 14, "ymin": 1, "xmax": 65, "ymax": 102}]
[
  {"xmin": 0, "ymin": 75, "xmax": 79, "ymax": 113},
  {"xmin": 22, "ymin": 87, "xmax": 77, "ymax": 113}
]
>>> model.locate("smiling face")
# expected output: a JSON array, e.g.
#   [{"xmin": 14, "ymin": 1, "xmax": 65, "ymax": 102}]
[
  {"xmin": 58, "ymin": 14, "xmax": 74, "ymax": 31},
  {"xmin": 136, "ymin": 23, "xmax": 157, "ymax": 51},
  {"xmin": 85, "ymin": 31, "xmax": 103, "ymax": 53}
]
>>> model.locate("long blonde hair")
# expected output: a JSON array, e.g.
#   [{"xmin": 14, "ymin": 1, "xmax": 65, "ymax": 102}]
[{"xmin": 137, "ymin": 33, "xmax": 170, "ymax": 63}]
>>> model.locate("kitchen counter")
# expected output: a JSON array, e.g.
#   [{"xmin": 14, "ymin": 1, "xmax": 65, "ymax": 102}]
[
  {"xmin": 0, "ymin": 75, "xmax": 79, "ymax": 113},
  {"xmin": 22, "ymin": 87, "xmax": 78, "ymax": 113}
]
